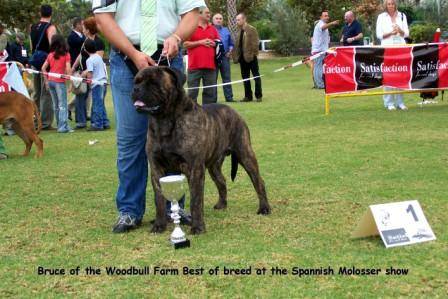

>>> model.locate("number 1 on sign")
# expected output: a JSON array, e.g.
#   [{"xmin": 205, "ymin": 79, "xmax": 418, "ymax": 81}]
[{"xmin": 406, "ymin": 204, "xmax": 419, "ymax": 222}]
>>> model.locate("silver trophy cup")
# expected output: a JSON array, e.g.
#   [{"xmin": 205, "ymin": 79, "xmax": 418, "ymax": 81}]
[{"xmin": 159, "ymin": 175, "xmax": 190, "ymax": 249}]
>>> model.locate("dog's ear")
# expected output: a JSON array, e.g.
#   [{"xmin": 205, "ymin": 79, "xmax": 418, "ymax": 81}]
[{"xmin": 163, "ymin": 67, "xmax": 186, "ymax": 91}]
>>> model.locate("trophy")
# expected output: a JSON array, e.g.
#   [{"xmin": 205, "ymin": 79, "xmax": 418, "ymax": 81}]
[{"xmin": 159, "ymin": 175, "xmax": 191, "ymax": 249}]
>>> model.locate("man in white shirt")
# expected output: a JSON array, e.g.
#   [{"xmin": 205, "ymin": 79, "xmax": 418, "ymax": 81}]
[
  {"xmin": 93, "ymin": 0, "xmax": 205, "ymax": 233},
  {"xmin": 311, "ymin": 10, "xmax": 339, "ymax": 89}
]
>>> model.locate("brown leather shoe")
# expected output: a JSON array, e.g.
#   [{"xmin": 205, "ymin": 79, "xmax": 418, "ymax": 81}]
[{"xmin": 240, "ymin": 97, "xmax": 253, "ymax": 102}]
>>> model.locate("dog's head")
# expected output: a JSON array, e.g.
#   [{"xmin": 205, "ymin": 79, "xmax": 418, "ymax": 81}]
[{"xmin": 132, "ymin": 66, "xmax": 186, "ymax": 116}]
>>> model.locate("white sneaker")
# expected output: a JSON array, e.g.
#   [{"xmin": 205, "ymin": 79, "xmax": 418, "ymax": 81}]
[
  {"xmin": 387, "ymin": 105, "xmax": 396, "ymax": 111},
  {"xmin": 397, "ymin": 104, "xmax": 408, "ymax": 110}
]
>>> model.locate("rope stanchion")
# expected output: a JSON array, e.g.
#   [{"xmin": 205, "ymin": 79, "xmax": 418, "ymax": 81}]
[{"xmin": 3, "ymin": 50, "xmax": 329, "ymax": 91}]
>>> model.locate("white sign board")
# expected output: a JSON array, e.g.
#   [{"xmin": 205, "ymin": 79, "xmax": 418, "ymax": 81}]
[{"xmin": 352, "ymin": 200, "xmax": 436, "ymax": 248}]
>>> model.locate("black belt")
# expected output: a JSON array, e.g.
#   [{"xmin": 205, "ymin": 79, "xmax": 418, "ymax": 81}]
[
  {"xmin": 111, "ymin": 44, "xmax": 165, "ymax": 56},
  {"xmin": 111, "ymin": 44, "xmax": 166, "ymax": 76}
]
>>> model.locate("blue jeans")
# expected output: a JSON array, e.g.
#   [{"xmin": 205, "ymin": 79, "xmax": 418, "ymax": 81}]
[
  {"xmin": 102, "ymin": 87, "xmax": 110, "ymax": 128},
  {"xmin": 48, "ymin": 81, "xmax": 71, "ymax": 133},
  {"xmin": 75, "ymin": 89, "xmax": 89, "ymax": 127},
  {"xmin": 216, "ymin": 56, "xmax": 233, "ymax": 101},
  {"xmin": 91, "ymin": 84, "xmax": 108, "ymax": 129},
  {"xmin": 110, "ymin": 50, "xmax": 184, "ymax": 220},
  {"xmin": 313, "ymin": 54, "xmax": 325, "ymax": 89}
]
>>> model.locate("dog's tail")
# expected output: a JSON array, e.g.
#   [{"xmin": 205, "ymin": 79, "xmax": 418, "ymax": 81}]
[
  {"xmin": 231, "ymin": 153, "xmax": 238, "ymax": 182},
  {"xmin": 32, "ymin": 101, "xmax": 42, "ymax": 134}
]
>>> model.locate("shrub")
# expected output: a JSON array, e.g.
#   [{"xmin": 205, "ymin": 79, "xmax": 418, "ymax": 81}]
[
  {"xmin": 410, "ymin": 23, "xmax": 439, "ymax": 43},
  {"xmin": 270, "ymin": 1, "xmax": 309, "ymax": 56}
]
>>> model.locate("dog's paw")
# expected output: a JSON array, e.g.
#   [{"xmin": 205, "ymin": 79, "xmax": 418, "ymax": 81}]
[
  {"xmin": 213, "ymin": 201, "xmax": 227, "ymax": 210},
  {"xmin": 257, "ymin": 205, "xmax": 271, "ymax": 215},
  {"xmin": 150, "ymin": 221, "xmax": 167, "ymax": 233},
  {"xmin": 191, "ymin": 224, "xmax": 206, "ymax": 235}
]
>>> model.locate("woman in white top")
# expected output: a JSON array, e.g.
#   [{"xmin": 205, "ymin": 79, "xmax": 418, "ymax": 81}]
[{"xmin": 376, "ymin": 0, "xmax": 409, "ymax": 111}]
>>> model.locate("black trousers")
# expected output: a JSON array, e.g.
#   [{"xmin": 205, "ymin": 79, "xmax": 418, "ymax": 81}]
[{"xmin": 239, "ymin": 56, "xmax": 262, "ymax": 100}]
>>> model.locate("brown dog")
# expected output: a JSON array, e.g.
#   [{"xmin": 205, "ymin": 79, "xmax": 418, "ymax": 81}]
[
  {"xmin": 0, "ymin": 91, "xmax": 43, "ymax": 158},
  {"xmin": 132, "ymin": 67, "xmax": 271, "ymax": 235}
]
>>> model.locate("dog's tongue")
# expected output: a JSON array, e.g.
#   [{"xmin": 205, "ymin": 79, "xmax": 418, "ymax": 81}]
[{"xmin": 134, "ymin": 100, "xmax": 146, "ymax": 108}]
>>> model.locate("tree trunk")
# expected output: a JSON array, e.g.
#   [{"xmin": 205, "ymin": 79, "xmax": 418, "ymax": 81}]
[{"xmin": 227, "ymin": 0, "xmax": 238, "ymax": 42}]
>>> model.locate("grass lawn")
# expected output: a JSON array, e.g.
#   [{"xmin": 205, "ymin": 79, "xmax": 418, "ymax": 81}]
[{"xmin": 0, "ymin": 57, "xmax": 447, "ymax": 297}]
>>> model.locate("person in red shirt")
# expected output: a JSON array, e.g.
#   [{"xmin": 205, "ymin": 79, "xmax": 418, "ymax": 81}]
[
  {"xmin": 41, "ymin": 34, "xmax": 73, "ymax": 133},
  {"xmin": 184, "ymin": 7, "xmax": 219, "ymax": 104}
]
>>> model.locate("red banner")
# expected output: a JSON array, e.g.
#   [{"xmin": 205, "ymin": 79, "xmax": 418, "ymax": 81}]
[
  {"xmin": 323, "ymin": 43, "xmax": 448, "ymax": 94},
  {"xmin": 0, "ymin": 64, "xmax": 11, "ymax": 92}
]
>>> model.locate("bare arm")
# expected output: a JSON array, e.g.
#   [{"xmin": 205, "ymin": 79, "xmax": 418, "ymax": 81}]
[
  {"xmin": 41, "ymin": 60, "xmax": 49, "ymax": 88},
  {"xmin": 322, "ymin": 20, "xmax": 339, "ymax": 30},
  {"xmin": 347, "ymin": 33, "xmax": 364, "ymax": 43},
  {"xmin": 163, "ymin": 8, "xmax": 200, "ymax": 57},
  {"xmin": 65, "ymin": 61, "xmax": 72, "ymax": 76},
  {"xmin": 47, "ymin": 25, "xmax": 57, "ymax": 44},
  {"xmin": 95, "ymin": 12, "xmax": 155, "ymax": 70},
  {"xmin": 71, "ymin": 54, "xmax": 81, "ymax": 72},
  {"xmin": 66, "ymin": 60, "xmax": 72, "ymax": 88},
  {"xmin": 183, "ymin": 39, "xmax": 212, "ymax": 49}
]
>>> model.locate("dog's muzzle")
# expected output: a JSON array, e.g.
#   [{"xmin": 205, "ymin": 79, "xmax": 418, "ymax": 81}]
[{"xmin": 134, "ymin": 100, "xmax": 161, "ymax": 114}]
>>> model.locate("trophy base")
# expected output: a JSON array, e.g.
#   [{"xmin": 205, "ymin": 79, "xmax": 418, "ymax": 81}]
[{"xmin": 172, "ymin": 239, "xmax": 190, "ymax": 249}]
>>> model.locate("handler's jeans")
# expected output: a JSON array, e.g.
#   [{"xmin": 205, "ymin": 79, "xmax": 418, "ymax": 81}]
[
  {"xmin": 110, "ymin": 50, "xmax": 185, "ymax": 221},
  {"xmin": 313, "ymin": 54, "xmax": 325, "ymax": 89}
]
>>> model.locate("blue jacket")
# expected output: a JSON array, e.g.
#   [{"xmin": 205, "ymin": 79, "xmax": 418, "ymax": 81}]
[{"xmin": 214, "ymin": 25, "xmax": 234, "ymax": 54}]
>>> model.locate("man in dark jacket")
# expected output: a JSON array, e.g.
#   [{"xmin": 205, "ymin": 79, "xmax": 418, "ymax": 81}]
[
  {"xmin": 8, "ymin": 32, "xmax": 29, "ymax": 66},
  {"xmin": 233, "ymin": 13, "xmax": 262, "ymax": 102},
  {"xmin": 67, "ymin": 17, "xmax": 85, "ymax": 65},
  {"xmin": 67, "ymin": 17, "xmax": 85, "ymax": 120}
]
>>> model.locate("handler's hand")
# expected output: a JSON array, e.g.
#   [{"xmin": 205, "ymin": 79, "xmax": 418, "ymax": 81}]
[
  {"xmin": 200, "ymin": 39, "xmax": 215, "ymax": 47},
  {"xmin": 162, "ymin": 36, "xmax": 180, "ymax": 59},
  {"xmin": 131, "ymin": 50, "xmax": 156, "ymax": 70}
]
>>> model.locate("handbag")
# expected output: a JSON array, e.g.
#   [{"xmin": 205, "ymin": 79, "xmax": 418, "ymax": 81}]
[
  {"xmin": 215, "ymin": 39, "xmax": 225, "ymax": 66},
  {"xmin": 71, "ymin": 71, "xmax": 87, "ymax": 95},
  {"xmin": 29, "ymin": 23, "xmax": 50, "ymax": 70}
]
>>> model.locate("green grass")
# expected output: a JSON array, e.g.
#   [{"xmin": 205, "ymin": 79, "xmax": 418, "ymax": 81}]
[{"xmin": 0, "ymin": 57, "xmax": 447, "ymax": 297}]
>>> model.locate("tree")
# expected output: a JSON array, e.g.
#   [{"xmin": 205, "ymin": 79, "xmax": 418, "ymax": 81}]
[
  {"xmin": 227, "ymin": 0, "xmax": 238, "ymax": 41},
  {"xmin": 0, "ymin": 0, "xmax": 91, "ymax": 35},
  {"xmin": 205, "ymin": 0, "xmax": 268, "ymax": 41},
  {"xmin": 356, "ymin": 0, "xmax": 382, "ymax": 42},
  {"xmin": 287, "ymin": 0, "xmax": 358, "ymax": 24},
  {"xmin": 45, "ymin": 0, "xmax": 92, "ymax": 36},
  {"xmin": 0, "ymin": 0, "xmax": 41, "ymax": 31},
  {"xmin": 270, "ymin": 0, "xmax": 309, "ymax": 55}
]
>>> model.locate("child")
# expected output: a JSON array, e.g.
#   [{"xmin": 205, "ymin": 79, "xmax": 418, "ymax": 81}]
[
  {"xmin": 81, "ymin": 39, "xmax": 108, "ymax": 131},
  {"xmin": 41, "ymin": 34, "xmax": 73, "ymax": 133}
]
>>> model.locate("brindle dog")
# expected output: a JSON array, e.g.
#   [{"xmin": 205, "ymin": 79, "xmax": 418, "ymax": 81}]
[
  {"xmin": 0, "ymin": 91, "xmax": 43, "ymax": 158},
  {"xmin": 132, "ymin": 66, "xmax": 271, "ymax": 235}
]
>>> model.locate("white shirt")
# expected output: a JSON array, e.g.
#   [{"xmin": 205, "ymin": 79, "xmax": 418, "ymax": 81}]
[
  {"xmin": 73, "ymin": 30, "xmax": 83, "ymax": 38},
  {"xmin": 93, "ymin": 0, "xmax": 205, "ymax": 45},
  {"xmin": 311, "ymin": 20, "xmax": 330, "ymax": 54},
  {"xmin": 376, "ymin": 11, "xmax": 409, "ymax": 45}
]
